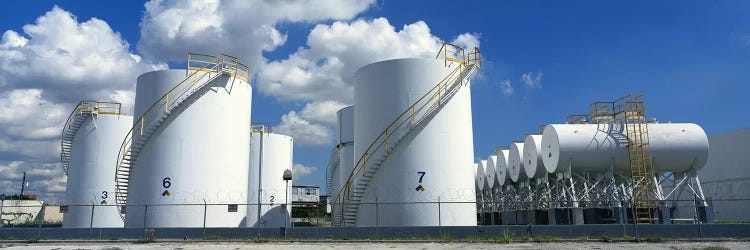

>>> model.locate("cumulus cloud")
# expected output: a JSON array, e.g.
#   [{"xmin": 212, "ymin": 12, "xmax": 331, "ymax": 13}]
[
  {"xmin": 499, "ymin": 80, "xmax": 514, "ymax": 96},
  {"xmin": 260, "ymin": 18, "xmax": 480, "ymax": 144},
  {"xmin": 521, "ymin": 72, "xmax": 543, "ymax": 89},
  {"xmin": 0, "ymin": 6, "xmax": 164, "ymax": 202},
  {"xmin": 273, "ymin": 111, "xmax": 333, "ymax": 146},
  {"xmin": 292, "ymin": 163, "xmax": 317, "ymax": 180},
  {"xmin": 0, "ymin": 161, "xmax": 66, "ymax": 203},
  {"xmin": 137, "ymin": 0, "xmax": 375, "ymax": 68}
]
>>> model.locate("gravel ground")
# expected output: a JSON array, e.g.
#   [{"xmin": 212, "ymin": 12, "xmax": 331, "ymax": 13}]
[{"xmin": 0, "ymin": 241, "xmax": 747, "ymax": 250}]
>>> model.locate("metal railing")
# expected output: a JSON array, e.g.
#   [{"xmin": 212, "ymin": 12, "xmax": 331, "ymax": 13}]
[
  {"xmin": 332, "ymin": 43, "xmax": 481, "ymax": 225},
  {"xmin": 60, "ymin": 101, "xmax": 122, "ymax": 175},
  {"xmin": 113, "ymin": 53, "xmax": 250, "ymax": 220}
]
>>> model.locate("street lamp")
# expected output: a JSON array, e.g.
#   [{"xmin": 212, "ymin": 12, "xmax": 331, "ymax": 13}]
[{"xmin": 282, "ymin": 169, "xmax": 292, "ymax": 227}]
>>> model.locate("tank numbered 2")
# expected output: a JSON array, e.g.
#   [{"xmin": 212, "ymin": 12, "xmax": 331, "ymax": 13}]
[
  {"xmin": 415, "ymin": 171, "xmax": 426, "ymax": 192},
  {"xmin": 161, "ymin": 177, "xmax": 172, "ymax": 197}
]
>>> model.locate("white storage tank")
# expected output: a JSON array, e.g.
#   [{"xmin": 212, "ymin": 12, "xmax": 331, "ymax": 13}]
[
  {"xmin": 509, "ymin": 142, "xmax": 528, "ymax": 182},
  {"xmin": 125, "ymin": 69, "xmax": 251, "ymax": 228},
  {"xmin": 352, "ymin": 58, "xmax": 476, "ymax": 226},
  {"xmin": 246, "ymin": 131, "xmax": 293, "ymax": 228},
  {"xmin": 477, "ymin": 160, "xmax": 488, "ymax": 192},
  {"xmin": 523, "ymin": 135, "xmax": 546, "ymax": 179},
  {"xmin": 486, "ymin": 155, "xmax": 499, "ymax": 189},
  {"xmin": 333, "ymin": 106, "xmax": 355, "ymax": 201},
  {"xmin": 63, "ymin": 106, "xmax": 132, "ymax": 228},
  {"xmin": 541, "ymin": 123, "xmax": 709, "ymax": 174},
  {"xmin": 495, "ymin": 149, "xmax": 511, "ymax": 186},
  {"xmin": 333, "ymin": 106, "xmax": 354, "ymax": 225}
]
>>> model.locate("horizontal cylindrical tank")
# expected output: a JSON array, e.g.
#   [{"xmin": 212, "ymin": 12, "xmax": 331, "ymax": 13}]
[
  {"xmin": 353, "ymin": 58, "xmax": 476, "ymax": 227},
  {"xmin": 486, "ymin": 155, "xmax": 499, "ymax": 189},
  {"xmin": 523, "ymin": 135, "xmax": 546, "ymax": 179},
  {"xmin": 246, "ymin": 132, "xmax": 293, "ymax": 228},
  {"xmin": 509, "ymin": 142, "xmax": 527, "ymax": 182},
  {"xmin": 495, "ymin": 149, "xmax": 511, "ymax": 186},
  {"xmin": 125, "ymin": 69, "xmax": 251, "ymax": 228},
  {"xmin": 542, "ymin": 123, "xmax": 709, "ymax": 174},
  {"xmin": 64, "ymin": 114, "xmax": 132, "ymax": 228},
  {"xmin": 476, "ymin": 160, "xmax": 487, "ymax": 192}
]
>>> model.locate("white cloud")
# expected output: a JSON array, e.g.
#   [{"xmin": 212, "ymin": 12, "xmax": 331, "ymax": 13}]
[
  {"xmin": 500, "ymin": 80, "xmax": 514, "ymax": 96},
  {"xmin": 0, "ymin": 6, "xmax": 165, "ymax": 202},
  {"xmin": 260, "ymin": 18, "xmax": 480, "ymax": 145},
  {"xmin": 273, "ymin": 111, "xmax": 332, "ymax": 146},
  {"xmin": 137, "ymin": 0, "xmax": 375, "ymax": 68},
  {"xmin": 292, "ymin": 163, "xmax": 317, "ymax": 180},
  {"xmin": 0, "ymin": 161, "xmax": 66, "ymax": 203},
  {"xmin": 521, "ymin": 72, "xmax": 543, "ymax": 89}
]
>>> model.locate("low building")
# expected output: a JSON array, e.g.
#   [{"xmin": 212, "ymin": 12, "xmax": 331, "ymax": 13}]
[
  {"xmin": 698, "ymin": 127, "xmax": 750, "ymax": 222},
  {"xmin": 291, "ymin": 185, "xmax": 320, "ymax": 203}
]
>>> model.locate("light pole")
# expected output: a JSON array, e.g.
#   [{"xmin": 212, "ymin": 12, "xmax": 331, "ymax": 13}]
[{"xmin": 282, "ymin": 169, "xmax": 292, "ymax": 227}]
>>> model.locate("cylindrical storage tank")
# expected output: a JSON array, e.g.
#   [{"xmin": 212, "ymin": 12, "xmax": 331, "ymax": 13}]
[
  {"xmin": 508, "ymin": 142, "xmax": 527, "ymax": 182},
  {"xmin": 246, "ymin": 132, "xmax": 293, "ymax": 228},
  {"xmin": 333, "ymin": 106, "xmax": 354, "ymax": 225},
  {"xmin": 125, "ymin": 69, "xmax": 251, "ymax": 228},
  {"xmin": 353, "ymin": 58, "xmax": 476, "ymax": 226},
  {"xmin": 486, "ymin": 155, "xmax": 499, "ymax": 189},
  {"xmin": 523, "ymin": 135, "xmax": 546, "ymax": 179},
  {"xmin": 496, "ymin": 149, "xmax": 511, "ymax": 186},
  {"xmin": 63, "ymin": 114, "xmax": 132, "ymax": 228},
  {"xmin": 542, "ymin": 123, "xmax": 709, "ymax": 174},
  {"xmin": 332, "ymin": 106, "xmax": 354, "ymax": 200}
]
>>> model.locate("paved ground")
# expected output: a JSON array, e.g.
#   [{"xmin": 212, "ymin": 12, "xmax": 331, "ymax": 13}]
[{"xmin": 0, "ymin": 241, "xmax": 746, "ymax": 250}]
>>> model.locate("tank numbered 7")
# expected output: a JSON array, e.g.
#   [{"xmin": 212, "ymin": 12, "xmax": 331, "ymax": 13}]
[
  {"xmin": 161, "ymin": 177, "xmax": 172, "ymax": 197},
  {"xmin": 416, "ymin": 171, "xmax": 426, "ymax": 192}
]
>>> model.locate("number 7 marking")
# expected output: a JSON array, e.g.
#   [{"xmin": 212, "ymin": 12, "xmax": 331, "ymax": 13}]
[{"xmin": 417, "ymin": 171, "xmax": 426, "ymax": 183}]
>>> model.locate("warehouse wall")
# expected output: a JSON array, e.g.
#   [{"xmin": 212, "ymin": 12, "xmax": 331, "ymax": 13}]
[{"xmin": 698, "ymin": 127, "xmax": 750, "ymax": 222}]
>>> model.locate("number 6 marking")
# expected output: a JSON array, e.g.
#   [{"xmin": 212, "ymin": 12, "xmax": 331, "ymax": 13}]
[
  {"xmin": 162, "ymin": 177, "xmax": 171, "ymax": 188},
  {"xmin": 417, "ymin": 171, "xmax": 426, "ymax": 183}
]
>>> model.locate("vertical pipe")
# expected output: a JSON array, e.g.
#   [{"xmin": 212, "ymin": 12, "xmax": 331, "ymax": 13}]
[
  {"xmin": 257, "ymin": 130, "xmax": 264, "ymax": 229},
  {"xmin": 89, "ymin": 203, "xmax": 95, "ymax": 239},
  {"xmin": 202, "ymin": 199, "xmax": 207, "ymax": 236}
]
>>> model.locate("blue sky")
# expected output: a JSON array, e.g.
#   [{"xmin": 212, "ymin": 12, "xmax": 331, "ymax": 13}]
[{"xmin": 1, "ymin": 1, "xmax": 749, "ymax": 200}]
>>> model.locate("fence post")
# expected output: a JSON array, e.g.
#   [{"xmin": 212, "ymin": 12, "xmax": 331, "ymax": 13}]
[
  {"xmin": 142, "ymin": 203, "xmax": 148, "ymax": 238},
  {"xmin": 89, "ymin": 203, "xmax": 95, "ymax": 239},
  {"xmin": 38, "ymin": 203, "xmax": 45, "ymax": 239},
  {"xmin": 375, "ymin": 197, "xmax": 379, "ymax": 238},
  {"xmin": 438, "ymin": 196, "xmax": 442, "ymax": 238},
  {"xmin": 203, "ymin": 200, "xmax": 208, "ymax": 237}
]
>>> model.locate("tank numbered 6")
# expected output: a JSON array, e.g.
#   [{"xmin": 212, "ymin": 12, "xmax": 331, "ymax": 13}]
[{"xmin": 161, "ymin": 177, "xmax": 172, "ymax": 197}]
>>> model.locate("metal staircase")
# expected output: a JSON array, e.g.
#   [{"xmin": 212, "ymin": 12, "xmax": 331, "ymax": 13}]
[
  {"xmin": 614, "ymin": 94, "xmax": 656, "ymax": 224},
  {"xmin": 113, "ymin": 53, "xmax": 249, "ymax": 220},
  {"xmin": 332, "ymin": 43, "xmax": 481, "ymax": 226},
  {"xmin": 60, "ymin": 101, "xmax": 122, "ymax": 175}
]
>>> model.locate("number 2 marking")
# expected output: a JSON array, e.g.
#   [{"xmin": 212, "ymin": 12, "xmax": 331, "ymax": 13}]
[
  {"xmin": 417, "ymin": 171, "xmax": 426, "ymax": 183},
  {"xmin": 270, "ymin": 196, "xmax": 275, "ymax": 203}
]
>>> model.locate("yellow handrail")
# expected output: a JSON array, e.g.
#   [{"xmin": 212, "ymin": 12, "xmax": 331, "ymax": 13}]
[
  {"xmin": 61, "ymin": 101, "xmax": 121, "ymax": 174},
  {"xmin": 333, "ymin": 43, "xmax": 481, "ymax": 224}
]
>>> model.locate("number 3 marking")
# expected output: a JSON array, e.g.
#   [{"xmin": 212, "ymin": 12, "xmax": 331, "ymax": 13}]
[{"xmin": 101, "ymin": 191, "xmax": 108, "ymax": 199}]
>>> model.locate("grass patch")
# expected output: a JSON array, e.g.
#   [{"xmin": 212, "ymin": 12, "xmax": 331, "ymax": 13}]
[
  {"xmin": 132, "ymin": 238, "xmax": 156, "ymax": 244},
  {"xmin": 701, "ymin": 247, "xmax": 730, "ymax": 250},
  {"xmin": 203, "ymin": 235, "xmax": 227, "ymax": 241}
]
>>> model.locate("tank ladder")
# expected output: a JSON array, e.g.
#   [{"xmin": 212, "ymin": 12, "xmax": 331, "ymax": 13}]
[
  {"xmin": 332, "ymin": 43, "xmax": 481, "ymax": 226},
  {"xmin": 615, "ymin": 94, "xmax": 656, "ymax": 224},
  {"xmin": 60, "ymin": 101, "xmax": 122, "ymax": 175},
  {"xmin": 113, "ymin": 53, "xmax": 250, "ymax": 221},
  {"xmin": 325, "ymin": 145, "xmax": 342, "ymax": 225}
]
